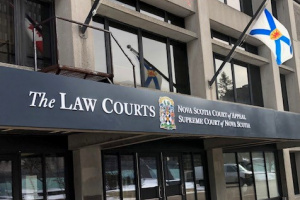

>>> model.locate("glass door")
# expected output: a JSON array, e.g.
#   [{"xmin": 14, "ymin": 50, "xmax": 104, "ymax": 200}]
[
  {"xmin": 163, "ymin": 154, "xmax": 183, "ymax": 200},
  {"xmin": 139, "ymin": 154, "xmax": 162, "ymax": 200}
]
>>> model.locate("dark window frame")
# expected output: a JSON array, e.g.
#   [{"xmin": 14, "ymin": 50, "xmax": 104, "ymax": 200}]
[
  {"xmin": 280, "ymin": 74, "xmax": 290, "ymax": 111},
  {"xmin": 108, "ymin": 0, "xmax": 185, "ymax": 28},
  {"xmin": 211, "ymin": 30, "xmax": 258, "ymax": 54},
  {"xmin": 214, "ymin": 53, "xmax": 263, "ymax": 106},
  {"xmin": 223, "ymin": 150, "xmax": 282, "ymax": 200},
  {"xmin": 221, "ymin": 0, "xmax": 253, "ymax": 16},
  {"xmin": 11, "ymin": 0, "xmax": 57, "ymax": 68},
  {"xmin": 93, "ymin": 16, "xmax": 190, "ymax": 94}
]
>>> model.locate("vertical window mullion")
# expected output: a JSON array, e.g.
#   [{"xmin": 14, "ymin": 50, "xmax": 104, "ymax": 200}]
[
  {"xmin": 250, "ymin": 152, "xmax": 258, "ymax": 200},
  {"xmin": 42, "ymin": 155, "xmax": 47, "ymax": 200},
  {"xmin": 135, "ymin": 0, "xmax": 140, "ymax": 11},
  {"xmin": 104, "ymin": 18, "xmax": 113, "ymax": 75},
  {"xmin": 231, "ymin": 61, "xmax": 237, "ymax": 102},
  {"xmin": 247, "ymin": 65, "xmax": 254, "ymax": 105},
  {"xmin": 263, "ymin": 152, "xmax": 271, "ymax": 199},
  {"xmin": 166, "ymin": 38, "xmax": 174, "ymax": 92},
  {"xmin": 235, "ymin": 153, "xmax": 242, "ymax": 200},
  {"xmin": 134, "ymin": 153, "xmax": 141, "ymax": 200},
  {"xmin": 138, "ymin": 29, "xmax": 145, "ymax": 87},
  {"xmin": 191, "ymin": 154, "xmax": 198, "ymax": 200},
  {"xmin": 118, "ymin": 154, "xmax": 123, "ymax": 200}
]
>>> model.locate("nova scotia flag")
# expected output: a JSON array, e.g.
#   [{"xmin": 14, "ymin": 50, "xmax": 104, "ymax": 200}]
[{"xmin": 250, "ymin": 9, "xmax": 293, "ymax": 65}]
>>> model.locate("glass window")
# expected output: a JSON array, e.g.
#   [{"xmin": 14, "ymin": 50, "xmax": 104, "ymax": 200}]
[
  {"xmin": 142, "ymin": 33, "xmax": 169, "ymax": 92},
  {"xmin": 183, "ymin": 154, "xmax": 196, "ymax": 200},
  {"xmin": 215, "ymin": 54, "xmax": 263, "ymax": 106},
  {"xmin": 265, "ymin": 152, "xmax": 279, "ymax": 198},
  {"xmin": 0, "ymin": 160, "xmax": 13, "ymax": 199},
  {"xmin": 252, "ymin": 152, "xmax": 268, "ymax": 200},
  {"xmin": 93, "ymin": 19, "xmax": 107, "ymax": 73},
  {"xmin": 46, "ymin": 156, "xmax": 66, "ymax": 200},
  {"xmin": 226, "ymin": 0, "xmax": 241, "ymax": 11},
  {"xmin": 193, "ymin": 154, "xmax": 206, "ymax": 200},
  {"xmin": 237, "ymin": 153, "xmax": 255, "ymax": 199},
  {"xmin": 140, "ymin": 2, "xmax": 165, "ymax": 21},
  {"xmin": 224, "ymin": 151, "xmax": 279, "ymax": 200},
  {"xmin": 170, "ymin": 41, "xmax": 190, "ymax": 94},
  {"xmin": 104, "ymin": 155, "xmax": 120, "ymax": 200},
  {"xmin": 290, "ymin": 153, "xmax": 300, "ymax": 194},
  {"xmin": 21, "ymin": 156, "xmax": 44, "ymax": 200},
  {"xmin": 0, "ymin": 0, "xmax": 15, "ymax": 64},
  {"xmin": 121, "ymin": 155, "xmax": 136, "ymax": 199},
  {"xmin": 280, "ymin": 74, "xmax": 289, "ymax": 111},
  {"xmin": 234, "ymin": 64, "xmax": 250, "ymax": 104},
  {"xmin": 25, "ymin": 0, "xmax": 55, "ymax": 68},
  {"xmin": 223, "ymin": 153, "xmax": 240, "ymax": 200},
  {"xmin": 215, "ymin": 58, "xmax": 234, "ymax": 102},
  {"xmin": 110, "ymin": 23, "xmax": 141, "ymax": 87}
]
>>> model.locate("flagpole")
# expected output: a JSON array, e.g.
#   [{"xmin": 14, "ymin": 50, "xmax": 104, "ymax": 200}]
[{"xmin": 208, "ymin": 0, "xmax": 269, "ymax": 87}]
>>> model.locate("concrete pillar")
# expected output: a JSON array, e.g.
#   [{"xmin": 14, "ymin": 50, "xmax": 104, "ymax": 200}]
[
  {"xmin": 55, "ymin": 0, "xmax": 95, "ymax": 70},
  {"xmin": 277, "ymin": 149, "xmax": 294, "ymax": 199},
  {"xmin": 185, "ymin": 0, "xmax": 216, "ymax": 100},
  {"xmin": 207, "ymin": 148, "xmax": 226, "ymax": 200},
  {"xmin": 73, "ymin": 146, "xmax": 103, "ymax": 200}
]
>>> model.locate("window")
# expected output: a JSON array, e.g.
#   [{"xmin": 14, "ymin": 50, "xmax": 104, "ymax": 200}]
[
  {"xmin": 271, "ymin": 0, "xmax": 278, "ymax": 19},
  {"xmin": 214, "ymin": 54, "xmax": 264, "ymax": 106},
  {"xmin": 211, "ymin": 30, "xmax": 258, "ymax": 54},
  {"xmin": 107, "ymin": 0, "xmax": 185, "ymax": 28},
  {"xmin": 280, "ymin": 74, "xmax": 289, "ymax": 111},
  {"xmin": 218, "ymin": 0, "xmax": 253, "ymax": 16},
  {"xmin": 294, "ymin": 0, "xmax": 300, "ymax": 4},
  {"xmin": 224, "ymin": 151, "xmax": 280, "ymax": 200},
  {"xmin": 93, "ymin": 17, "xmax": 190, "ymax": 94},
  {"xmin": 0, "ymin": 0, "xmax": 56, "ymax": 68},
  {"xmin": 290, "ymin": 152, "xmax": 300, "ymax": 195},
  {"xmin": 21, "ymin": 154, "xmax": 66, "ymax": 200}
]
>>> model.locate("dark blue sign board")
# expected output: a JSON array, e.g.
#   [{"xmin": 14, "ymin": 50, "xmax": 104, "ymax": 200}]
[{"xmin": 0, "ymin": 67, "xmax": 298, "ymax": 139}]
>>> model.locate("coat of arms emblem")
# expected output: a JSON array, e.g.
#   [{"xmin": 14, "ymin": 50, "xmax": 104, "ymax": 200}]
[{"xmin": 159, "ymin": 97, "xmax": 176, "ymax": 130}]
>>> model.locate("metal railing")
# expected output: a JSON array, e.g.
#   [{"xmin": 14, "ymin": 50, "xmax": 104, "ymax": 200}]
[{"xmin": 32, "ymin": 16, "xmax": 138, "ymax": 87}]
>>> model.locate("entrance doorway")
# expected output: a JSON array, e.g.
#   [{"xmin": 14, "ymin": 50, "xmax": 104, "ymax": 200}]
[
  {"xmin": 139, "ymin": 153, "xmax": 184, "ymax": 200},
  {"xmin": 103, "ymin": 150, "xmax": 207, "ymax": 200}
]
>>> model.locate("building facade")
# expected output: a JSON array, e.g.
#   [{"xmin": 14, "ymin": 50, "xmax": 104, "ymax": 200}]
[{"xmin": 0, "ymin": 0, "xmax": 300, "ymax": 200}]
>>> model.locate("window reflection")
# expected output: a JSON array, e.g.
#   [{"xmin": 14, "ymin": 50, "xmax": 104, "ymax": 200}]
[
  {"xmin": 226, "ymin": 0, "xmax": 241, "ymax": 11},
  {"xmin": 142, "ymin": 34, "xmax": 169, "ymax": 91},
  {"xmin": 21, "ymin": 156, "xmax": 44, "ymax": 200},
  {"xmin": 183, "ymin": 154, "xmax": 196, "ymax": 200},
  {"xmin": 104, "ymin": 155, "xmax": 120, "ymax": 200},
  {"xmin": 46, "ymin": 157, "xmax": 65, "ymax": 200},
  {"xmin": 193, "ymin": 154, "xmax": 206, "ymax": 200},
  {"xmin": 237, "ymin": 153, "xmax": 255, "ymax": 200},
  {"xmin": 265, "ymin": 152, "xmax": 279, "ymax": 198},
  {"xmin": 252, "ymin": 152, "xmax": 268, "ymax": 200},
  {"xmin": 216, "ymin": 59, "xmax": 234, "ymax": 102},
  {"xmin": 121, "ymin": 155, "xmax": 136, "ymax": 200},
  {"xmin": 93, "ymin": 20, "xmax": 107, "ymax": 73},
  {"xmin": 25, "ymin": 0, "xmax": 53, "ymax": 68},
  {"xmin": 110, "ymin": 24, "xmax": 141, "ymax": 87},
  {"xmin": 234, "ymin": 64, "xmax": 250, "ymax": 104},
  {"xmin": 0, "ymin": 0, "xmax": 15, "ymax": 64},
  {"xmin": 139, "ymin": 157, "xmax": 158, "ymax": 189},
  {"xmin": 223, "ymin": 153, "xmax": 240, "ymax": 200},
  {"xmin": 0, "ymin": 160, "xmax": 13, "ymax": 199}
]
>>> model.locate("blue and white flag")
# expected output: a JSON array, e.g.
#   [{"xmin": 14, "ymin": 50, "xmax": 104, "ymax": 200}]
[{"xmin": 250, "ymin": 9, "xmax": 293, "ymax": 65}]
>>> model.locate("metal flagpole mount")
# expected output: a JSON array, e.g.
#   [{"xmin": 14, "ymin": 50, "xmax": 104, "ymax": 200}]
[
  {"xmin": 207, "ymin": 0, "xmax": 269, "ymax": 88},
  {"xmin": 80, "ymin": 0, "xmax": 104, "ymax": 37}
]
